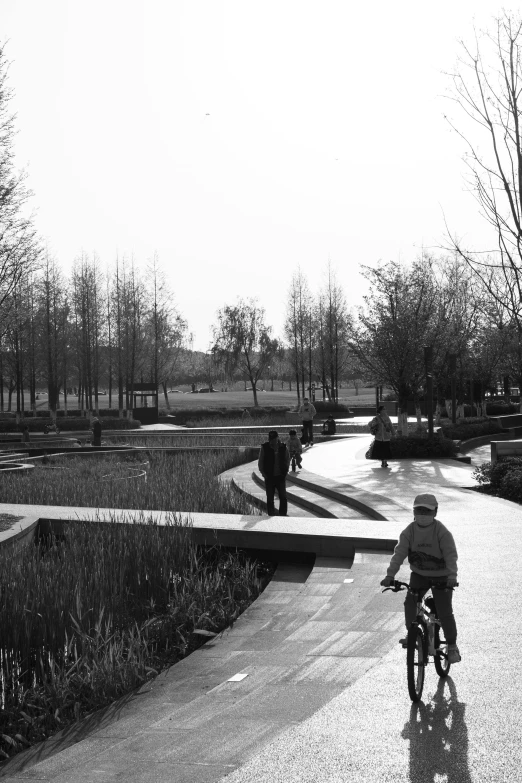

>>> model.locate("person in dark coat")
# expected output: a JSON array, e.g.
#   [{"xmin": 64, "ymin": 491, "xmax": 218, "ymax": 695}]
[
  {"xmin": 92, "ymin": 417, "xmax": 102, "ymax": 447},
  {"xmin": 258, "ymin": 430, "xmax": 290, "ymax": 516}
]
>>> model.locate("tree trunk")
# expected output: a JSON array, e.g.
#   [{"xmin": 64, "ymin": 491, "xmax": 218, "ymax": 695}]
[{"xmin": 162, "ymin": 381, "xmax": 170, "ymax": 409}]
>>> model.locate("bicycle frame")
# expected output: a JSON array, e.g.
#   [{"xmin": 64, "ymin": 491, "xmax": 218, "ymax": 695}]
[{"xmin": 383, "ymin": 579, "xmax": 457, "ymax": 701}]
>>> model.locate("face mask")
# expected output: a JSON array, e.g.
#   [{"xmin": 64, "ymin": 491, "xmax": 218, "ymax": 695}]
[{"xmin": 414, "ymin": 513, "xmax": 435, "ymax": 526}]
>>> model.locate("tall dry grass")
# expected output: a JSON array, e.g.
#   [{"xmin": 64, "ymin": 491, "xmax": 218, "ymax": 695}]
[
  {"xmin": 0, "ymin": 515, "xmax": 273, "ymax": 762},
  {"xmin": 0, "ymin": 450, "xmax": 259, "ymax": 514}
]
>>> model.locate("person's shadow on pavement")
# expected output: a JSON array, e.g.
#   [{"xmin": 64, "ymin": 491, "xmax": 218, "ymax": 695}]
[{"xmin": 401, "ymin": 677, "xmax": 472, "ymax": 783}]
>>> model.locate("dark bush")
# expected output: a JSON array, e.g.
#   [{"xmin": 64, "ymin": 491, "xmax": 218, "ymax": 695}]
[
  {"xmin": 472, "ymin": 457, "xmax": 522, "ymax": 490},
  {"xmin": 499, "ymin": 468, "xmax": 522, "ymax": 502},
  {"xmin": 441, "ymin": 418, "xmax": 504, "ymax": 441},
  {"xmin": 389, "ymin": 433, "xmax": 457, "ymax": 459},
  {"xmin": 486, "ymin": 402, "xmax": 519, "ymax": 415},
  {"xmin": 168, "ymin": 406, "xmax": 291, "ymax": 424},
  {"xmin": 0, "ymin": 417, "xmax": 139, "ymax": 433},
  {"xmin": 313, "ymin": 401, "xmax": 351, "ymax": 413}
]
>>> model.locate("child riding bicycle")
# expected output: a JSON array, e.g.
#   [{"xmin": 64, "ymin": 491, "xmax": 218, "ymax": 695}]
[
  {"xmin": 380, "ymin": 493, "xmax": 461, "ymax": 664},
  {"xmin": 286, "ymin": 429, "xmax": 303, "ymax": 468}
]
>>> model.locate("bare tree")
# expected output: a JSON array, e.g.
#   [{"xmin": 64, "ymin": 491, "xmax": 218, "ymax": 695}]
[
  {"xmin": 284, "ymin": 269, "xmax": 313, "ymax": 402},
  {"xmin": 145, "ymin": 254, "xmax": 187, "ymax": 408},
  {"xmin": 212, "ymin": 298, "xmax": 277, "ymax": 406},
  {"xmin": 445, "ymin": 12, "xmax": 522, "ymax": 329}
]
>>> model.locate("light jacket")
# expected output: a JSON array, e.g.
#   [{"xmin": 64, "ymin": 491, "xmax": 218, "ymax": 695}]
[
  {"xmin": 370, "ymin": 413, "xmax": 393, "ymax": 442},
  {"xmin": 298, "ymin": 402, "xmax": 316, "ymax": 421},
  {"xmin": 386, "ymin": 518, "xmax": 458, "ymax": 580},
  {"xmin": 287, "ymin": 436, "xmax": 303, "ymax": 455}
]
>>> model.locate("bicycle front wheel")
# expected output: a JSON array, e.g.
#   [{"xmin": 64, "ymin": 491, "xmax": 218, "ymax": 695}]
[
  {"xmin": 434, "ymin": 623, "xmax": 451, "ymax": 678},
  {"xmin": 407, "ymin": 624, "xmax": 426, "ymax": 702}
]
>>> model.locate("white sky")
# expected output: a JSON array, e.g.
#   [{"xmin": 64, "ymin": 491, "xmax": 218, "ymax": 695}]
[{"xmin": 1, "ymin": 0, "xmax": 511, "ymax": 350}]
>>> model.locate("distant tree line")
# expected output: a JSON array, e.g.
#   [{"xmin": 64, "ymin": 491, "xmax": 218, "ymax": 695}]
[{"xmin": 4, "ymin": 13, "xmax": 522, "ymax": 420}]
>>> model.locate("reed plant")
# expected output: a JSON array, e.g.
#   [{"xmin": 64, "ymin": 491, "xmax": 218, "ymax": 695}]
[
  {"xmin": 0, "ymin": 451, "xmax": 260, "ymax": 514},
  {"xmin": 0, "ymin": 515, "xmax": 274, "ymax": 762}
]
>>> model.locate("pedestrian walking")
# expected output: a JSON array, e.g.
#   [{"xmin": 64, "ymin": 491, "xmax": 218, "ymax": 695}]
[
  {"xmin": 298, "ymin": 397, "xmax": 316, "ymax": 446},
  {"xmin": 258, "ymin": 430, "xmax": 290, "ymax": 516},
  {"xmin": 380, "ymin": 493, "xmax": 461, "ymax": 663},
  {"xmin": 368, "ymin": 405, "xmax": 394, "ymax": 467},
  {"xmin": 241, "ymin": 408, "xmax": 252, "ymax": 420},
  {"xmin": 92, "ymin": 417, "xmax": 102, "ymax": 447}
]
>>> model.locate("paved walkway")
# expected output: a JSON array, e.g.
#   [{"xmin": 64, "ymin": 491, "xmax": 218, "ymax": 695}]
[{"xmin": 1, "ymin": 435, "xmax": 521, "ymax": 781}]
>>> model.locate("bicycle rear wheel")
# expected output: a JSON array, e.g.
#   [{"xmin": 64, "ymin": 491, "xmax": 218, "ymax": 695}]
[
  {"xmin": 434, "ymin": 623, "xmax": 451, "ymax": 677},
  {"xmin": 407, "ymin": 624, "xmax": 426, "ymax": 702}
]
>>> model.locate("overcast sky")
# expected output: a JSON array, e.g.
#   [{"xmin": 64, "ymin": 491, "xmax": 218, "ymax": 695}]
[{"xmin": 1, "ymin": 0, "xmax": 510, "ymax": 350}]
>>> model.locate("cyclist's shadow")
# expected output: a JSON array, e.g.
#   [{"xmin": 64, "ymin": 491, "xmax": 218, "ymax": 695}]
[{"xmin": 401, "ymin": 677, "xmax": 472, "ymax": 783}]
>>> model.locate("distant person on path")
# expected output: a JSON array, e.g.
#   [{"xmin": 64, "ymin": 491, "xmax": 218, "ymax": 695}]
[
  {"xmin": 258, "ymin": 430, "xmax": 290, "ymax": 516},
  {"xmin": 241, "ymin": 408, "xmax": 252, "ymax": 420},
  {"xmin": 322, "ymin": 414, "xmax": 337, "ymax": 435},
  {"xmin": 369, "ymin": 405, "xmax": 394, "ymax": 467},
  {"xmin": 298, "ymin": 397, "xmax": 316, "ymax": 446},
  {"xmin": 380, "ymin": 493, "xmax": 461, "ymax": 664},
  {"xmin": 22, "ymin": 424, "xmax": 30, "ymax": 443},
  {"xmin": 92, "ymin": 417, "xmax": 102, "ymax": 447},
  {"xmin": 286, "ymin": 429, "xmax": 303, "ymax": 469}
]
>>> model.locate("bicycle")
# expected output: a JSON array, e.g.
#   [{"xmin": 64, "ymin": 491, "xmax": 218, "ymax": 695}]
[
  {"xmin": 289, "ymin": 450, "xmax": 300, "ymax": 472},
  {"xmin": 382, "ymin": 579, "xmax": 458, "ymax": 702}
]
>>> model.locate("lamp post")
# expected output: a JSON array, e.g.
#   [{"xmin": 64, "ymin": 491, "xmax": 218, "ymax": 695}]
[{"xmin": 424, "ymin": 346, "xmax": 434, "ymax": 437}]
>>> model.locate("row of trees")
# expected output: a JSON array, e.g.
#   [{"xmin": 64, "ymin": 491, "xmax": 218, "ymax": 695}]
[
  {"xmin": 1, "ymin": 253, "xmax": 187, "ymax": 416},
  {"xmin": 5, "ymin": 12, "xmax": 522, "ymax": 423}
]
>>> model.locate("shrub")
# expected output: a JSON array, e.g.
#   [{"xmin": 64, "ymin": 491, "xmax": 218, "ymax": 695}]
[
  {"xmin": 472, "ymin": 457, "xmax": 522, "ymax": 490},
  {"xmin": 169, "ymin": 406, "xmax": 291, "ymax": 425},
  {"xmin": 499, "ymin": 468, "xmax": 522, "ymax": 502},
  {"xmin": 312, "ymin": 401, "xmax": 351, "ymax": 413},
  {"xmin": 389, "ymin": 433, "xmax": 457, "ymax": 459},
  {"xmin": 441, "ymin": 418, "xmax": 504, "ymax": 441},
  {"xmin": 0, "ymin": 417, "xmax": 140, "ymax": 433},
  {"xmin": 486, "ymin": 402, "xmax": 520, "ymax": 415}
]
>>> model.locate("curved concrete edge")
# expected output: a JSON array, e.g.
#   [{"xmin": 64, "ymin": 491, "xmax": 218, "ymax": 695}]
[
  {"xmin": 0, "ymin": 513, "xmax": 40, "ymax": 551},
  {"xmin": 457, "ymin": 431, "xmax": 512, "ymax": 454},
  {"xmin": 0, "ymin": 503, "xmax": 401, "ymax": 560}
]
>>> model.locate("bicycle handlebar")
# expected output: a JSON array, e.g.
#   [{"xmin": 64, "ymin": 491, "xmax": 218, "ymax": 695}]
[{"xmin": 382, "ymin": 579, "xmax": 458, "ymax": 593}]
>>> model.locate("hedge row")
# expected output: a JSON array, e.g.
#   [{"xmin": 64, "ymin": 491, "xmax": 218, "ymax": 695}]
[
  {"xmin": 473, "ymin": 457, "xmax": 522, "ymax": 504},
  {"xmin": 0, "ymin": 417, "xmax": 140, "ymax": 433},
  {"xmin": 168, "ymin": 406, "xmax": 291, "ymax": 424},
  {"xmin": 389, "ymin": 433, "xmax": 458, "ymax": 459},
  {"xmin": 0, "ymin": 409, "xmax": 128, "ymax": 419},
  {"xmin": 440, "ymin": 418, "xmax": 504, "ymax": 441}
]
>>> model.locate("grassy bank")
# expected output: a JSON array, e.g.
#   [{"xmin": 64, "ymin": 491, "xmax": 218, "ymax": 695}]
[{"xmin": 0, "ymin": 517, "xmax": 274, "ymax": 763}]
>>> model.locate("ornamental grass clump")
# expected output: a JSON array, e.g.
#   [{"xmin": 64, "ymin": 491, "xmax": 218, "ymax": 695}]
[{"xmin": 0, "ymin": 515, "xmax": 273, "ymax": 763}]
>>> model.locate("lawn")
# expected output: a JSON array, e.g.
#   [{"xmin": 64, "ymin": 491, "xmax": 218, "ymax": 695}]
[{"xmin": 3, "ymin": 387, "xmax": 389, "ymax": 414}]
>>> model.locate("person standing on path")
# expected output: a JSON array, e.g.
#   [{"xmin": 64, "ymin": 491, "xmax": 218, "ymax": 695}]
[
  {"xmin": 369, "ymin": 404, "xmax": 394, "ymax": 467},
  {"xmin": 92, "ymin": 417, "xmax": 102, "ymax": 447},
  {"xmin": 258, "ymin": 430, "xmax": 290, "ymax": 516},
  {"xmin": 380, "ymin": 493, "xmax": 461, "ymax": 664},
  {"xmin": 298, "ymin": 397, "xmax": 316, "ymax": 446}
]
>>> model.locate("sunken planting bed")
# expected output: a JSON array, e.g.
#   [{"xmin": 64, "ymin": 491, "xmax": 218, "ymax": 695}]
[{"xmin": 0, "ymin": 447, "xmax": 274, "ymax": 765}]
